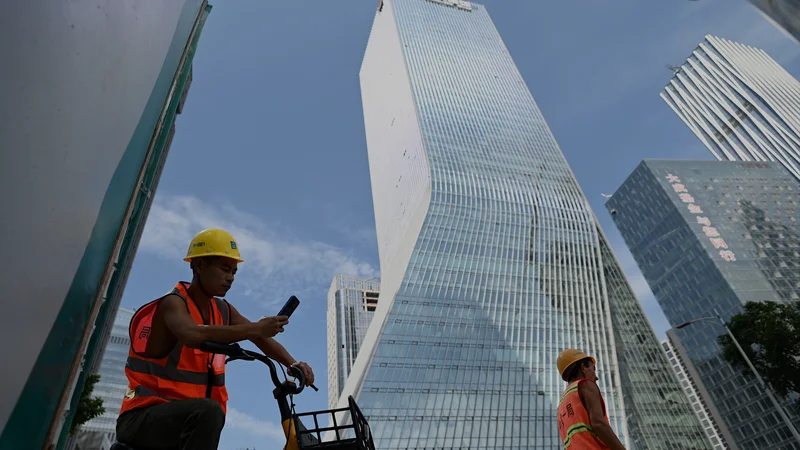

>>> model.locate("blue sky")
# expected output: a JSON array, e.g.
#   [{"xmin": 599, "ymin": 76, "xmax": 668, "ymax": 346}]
[{"xmin": 119, "ymin": 0, "xmax": 800, "ymax": 448}]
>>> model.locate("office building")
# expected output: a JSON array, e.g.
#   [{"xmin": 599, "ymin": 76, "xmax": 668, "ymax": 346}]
[
  {"xmin": 661, "ymin": 35, "xmax": 800, "ymax": 182},
  {"xmin": 76, "ymin": 308, "xmax": 135, "ymax": 444},
  {"xmin": 74, "ymin": 432, "xmax": 113, "ymax": 450},
  {"xmin": 663, "ymin": 331, "xmax": 734, "ymax": 450},
  {"xmin": 327, "ymin": 275, "xmax": 380, "ymax": 408},
  {"xmin": 748, "ymin": 0, "xmax": 800, "ymax": 45},
  {"xmin": 0, "ymin": 2, "xmax": 213, "ymax": 448},
  {"xmin": 335, "ymin": 0, "xmax": 711, "ymax": 448},
  {"xmin": 607, "ymin": 159, "xmax": 800, "ymax": 448}
]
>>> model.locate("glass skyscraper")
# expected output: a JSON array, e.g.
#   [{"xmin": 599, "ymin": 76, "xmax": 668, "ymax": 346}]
[
  {"xmin": 334, "ymin": 1, "xmax": 710, "ymax": 448},
  {"xmin": 661, "ymin": 35, "xmax": 800, "ymax": 182},
  {"xmin": 327, "ymin": 274, "xmax": 381, "ymax": 409},
  {"xmin": 606, "ymin": 159, "xmax": 800, "ymax": 449}
]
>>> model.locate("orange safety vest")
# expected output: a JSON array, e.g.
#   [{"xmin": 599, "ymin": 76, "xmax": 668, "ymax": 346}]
[
  {"xmin": 119, "ymin": 282, "xmax": 231, "ymax": 416},
  {"xmin": 557, "ymin": 379, "xmax": 610, "ymax": 449}
]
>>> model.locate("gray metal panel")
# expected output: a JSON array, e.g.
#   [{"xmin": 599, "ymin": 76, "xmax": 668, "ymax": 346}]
[{"xmin": 0, "ymin": 0, "xmax": 195, "ymax": 435}]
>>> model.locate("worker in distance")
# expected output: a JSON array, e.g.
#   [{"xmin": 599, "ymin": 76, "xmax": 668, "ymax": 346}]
[{"xmin": 557, "ymin": 349, "xmax": 627, "ymax": 450}]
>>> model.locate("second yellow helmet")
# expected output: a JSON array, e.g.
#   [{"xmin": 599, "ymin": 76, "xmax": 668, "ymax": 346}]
[
  {"xmin": 184, "ymin": 228, "xmax": 244, "ymax": 263},
  {"xmin": 557, "ymin": 348, "xmax": 596, "ymax": 381}
]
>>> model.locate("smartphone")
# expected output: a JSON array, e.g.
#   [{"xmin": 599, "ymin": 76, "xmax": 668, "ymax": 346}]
[{"xmin": 277, "ymin": 295, "xmax": 300, "ymax": 318}]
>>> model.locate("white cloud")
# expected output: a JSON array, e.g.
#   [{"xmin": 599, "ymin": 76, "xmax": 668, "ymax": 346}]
[
  {"xmin": 332, "ymin": 222, "xmax": 378, "ymax": 251},
  {"xmin": 226, "ymin": 407, "xmax": 286, "ymax": 441},
  {"xmin": 139, "ymin": 193, "xmax": 378, "ymax": 306}
]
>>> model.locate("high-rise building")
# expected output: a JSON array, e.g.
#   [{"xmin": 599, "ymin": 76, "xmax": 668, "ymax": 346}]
[
  {"xmin": 662, "ymin": 331, "xmax": 735, "ymax": 450},
  {"xmin": 606, "ymin": 159, "xmax": 800, "ymax": 448},
  {"xmin": 748, "ymin": 0, "xmax": 800, "ymax": 45},
  {"xmin": 327, "ymin": 274, "xmax": 380, "ymax": 408},
  {"xmin": 660, "ymin": 35, "xmax": 800, "ymax": 182},
  {"xmin": 0, "ymin": 1, "xmax": 213, "ymax": 448},
  {"xmin": 335, "ymin": 1, "xmax": 710, "ymax": 448},
  {"xmin": 77, "ymin": 308, "xmax": 135, "ymax": 443}
]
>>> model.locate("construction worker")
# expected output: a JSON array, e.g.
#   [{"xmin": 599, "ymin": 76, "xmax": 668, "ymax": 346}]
[
  {"xmin": 556, "ymin": 349, "xmax": 626, "ymax": 450},
  {"xmin": 115, "ymin": 228, "xmax": 315, "ymax": 450}
]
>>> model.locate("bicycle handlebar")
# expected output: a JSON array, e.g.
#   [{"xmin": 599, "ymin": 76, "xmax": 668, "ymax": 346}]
[
  {"xmin": 199, "ymin": 341, "xmax": 241, "ymax": 356},
  {"xmin": 199, "ymin": 341, "xmax": 318, "ymax": 394}
]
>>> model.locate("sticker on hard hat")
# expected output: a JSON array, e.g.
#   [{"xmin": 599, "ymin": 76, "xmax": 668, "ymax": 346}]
[{"xmin": 230, "ymin": 241, "xmax": 237, "ymax": 249}]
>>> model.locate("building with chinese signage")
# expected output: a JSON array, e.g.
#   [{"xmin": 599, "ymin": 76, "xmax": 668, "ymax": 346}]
[
  {"xmin": 606, "ymin": 159, "xmax": 800, "ymax": 449},
  {"xmin": 661, "ymin": 35, "xmax": 800, "ymax": 182}
]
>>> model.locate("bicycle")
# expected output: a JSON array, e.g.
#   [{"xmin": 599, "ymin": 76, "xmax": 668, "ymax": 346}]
[{"xmin": 110, "ymin": 341, "xmax": 375, "ymax": 450}]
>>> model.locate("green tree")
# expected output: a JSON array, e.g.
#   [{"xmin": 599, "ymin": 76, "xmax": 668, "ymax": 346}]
[
  {"xmin": 718, "ymin": 301, "xmax": 800, "ymax": 409},
  {"xmin": 69, "ymin": 373, "xmax": 105, "ymax": 436}
]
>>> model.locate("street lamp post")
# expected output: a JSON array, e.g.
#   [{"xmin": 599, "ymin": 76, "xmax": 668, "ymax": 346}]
[{"xmin": 676, "ymin": 314, "xmax": 800, "ymax": 444}]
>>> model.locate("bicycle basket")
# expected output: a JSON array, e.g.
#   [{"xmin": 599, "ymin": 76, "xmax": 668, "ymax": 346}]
[{"xmin": 292, "ymin": 395, "xmax": 374, "ymax": 450}]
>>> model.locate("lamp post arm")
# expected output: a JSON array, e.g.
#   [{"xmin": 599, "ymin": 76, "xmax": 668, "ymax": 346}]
[{"xmin": 718, "ymin": 315, "xmax": 800, "ymax": 443}]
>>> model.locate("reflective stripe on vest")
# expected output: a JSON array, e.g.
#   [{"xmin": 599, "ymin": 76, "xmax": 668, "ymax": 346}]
[
  {"xmin": 557, "ymin": 379, "xmax": 610, "ymax": 449},
  {"xmin": 119, "ymin": 282, "xmax": 231, "ymax": 416},
  {"xmin": 125, "ymin": 343, "xmax": 226, "ymax": 386}
]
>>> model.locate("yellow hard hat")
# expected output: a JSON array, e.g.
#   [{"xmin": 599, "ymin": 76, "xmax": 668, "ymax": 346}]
[
  {"xmin": 184, "ymin": 228, "xmax": 244, "ymax": 263},
  {"xmin": 557, "ymin": 348, "xmax": 596, "ymax": 381}
]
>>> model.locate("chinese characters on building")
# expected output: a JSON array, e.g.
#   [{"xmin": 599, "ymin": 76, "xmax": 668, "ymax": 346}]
[{"xmin": 666, "ymin": 173, "xmax": 736, "ymax": 262}]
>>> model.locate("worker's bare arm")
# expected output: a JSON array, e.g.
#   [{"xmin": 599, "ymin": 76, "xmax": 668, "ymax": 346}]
[
  {"xmin": 579, "ymin": 380, "xmax": 627, "ymax": 450},
  {"xmin": 227, "ymin": 302, "xmax": 315, "ymax": 385},
  {"xmin": 160, "ymin": 295, "xmax": 286, "ymax": 348}
]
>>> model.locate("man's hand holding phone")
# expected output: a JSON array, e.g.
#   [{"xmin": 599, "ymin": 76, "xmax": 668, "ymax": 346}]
[
  {"xmin": 248, "ymin": 296, "xmax": 300, "ymax": 340},
  {"xmin": 259, "ymin": 295, "xmax": 319, "ymax": 391},
  {"xmin": 251, "ymin": 315, "xmax": 289, "ymax": 339}
]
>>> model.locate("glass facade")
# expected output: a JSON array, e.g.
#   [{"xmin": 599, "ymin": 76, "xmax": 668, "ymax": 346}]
[
  {"xmin": 327, "ymin": 274, "xmax": 381, "ymax": 408},
  {"xmin": 597, "ymin": 229, "xmax": 711, "ymax": 449},
  {"xmin": 661, "ymin": 35, "xmax": 800, "ymax": 182},
  {"xmin": 79, "ymin": 307, "xmax": 135, "ymax": 443},
  {"xmin": 607, "ymin": 159, "xmax": 800, "ymax": 449},
  {"xmin": 344, "ymin": 1, "xmax": 710, "ymax": 448}
]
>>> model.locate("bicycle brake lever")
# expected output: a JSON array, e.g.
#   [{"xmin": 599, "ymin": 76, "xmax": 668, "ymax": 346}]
[{"xmin": 286, "ymin": 366, "xmax": 318, "ymax": 391}]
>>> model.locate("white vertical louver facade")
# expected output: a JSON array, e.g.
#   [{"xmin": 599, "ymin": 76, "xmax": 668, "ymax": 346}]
[
  {"xmin": 661, "ymin": 35, "xmax": 800, "ymax": 182},
  {"xmin": 662, "ymin": 338, "xmax": 730, "ymax": 450}
]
